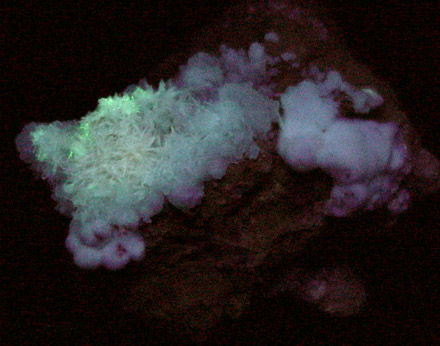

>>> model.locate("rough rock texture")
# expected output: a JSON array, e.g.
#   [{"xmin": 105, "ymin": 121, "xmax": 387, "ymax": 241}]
[{"xmin": 122, "ymin": 0, "xmax": 440, "ymax": 341}]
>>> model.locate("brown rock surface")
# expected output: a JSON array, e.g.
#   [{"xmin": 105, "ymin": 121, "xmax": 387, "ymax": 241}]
[{"xmin": 122, "ymin": 1, "xmax": 440, "ymax": 341}]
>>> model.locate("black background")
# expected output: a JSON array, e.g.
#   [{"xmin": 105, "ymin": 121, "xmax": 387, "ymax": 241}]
[{"xmin": 2, "ymin": 1, "xmax": 439, "ymax": 344}]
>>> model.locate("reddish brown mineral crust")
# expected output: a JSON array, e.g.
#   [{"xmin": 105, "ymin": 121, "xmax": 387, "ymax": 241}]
[{"xmin": 122, "ymin": 1, "xmax": 440, "ymax": 341}]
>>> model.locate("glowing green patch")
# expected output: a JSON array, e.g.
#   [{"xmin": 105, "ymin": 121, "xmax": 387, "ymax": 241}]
[{"xmin": 79, "ymin": 122, "xmax": 90, "ymax": 138}]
